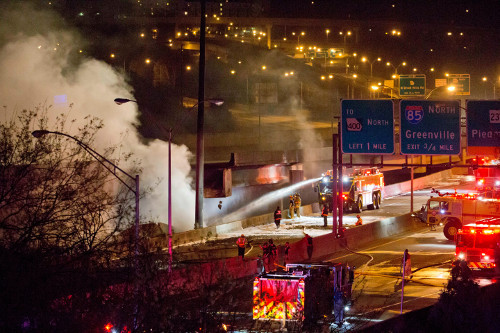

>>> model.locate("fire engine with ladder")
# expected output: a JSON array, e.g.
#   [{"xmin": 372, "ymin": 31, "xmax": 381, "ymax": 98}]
[
  {"xmin": 316, "ymin": 167, "xmax": 384, "ymax": 213},
  {"xmin": 416, "ymin": 189, "xmax": 500, "ymax": 240},
  {"xmin": 455, "ymin": 217, "xmax": 500, "ymax": 270}
]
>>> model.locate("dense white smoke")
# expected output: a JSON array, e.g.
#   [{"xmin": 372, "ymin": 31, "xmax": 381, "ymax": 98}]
[{"xmin": 0, "ymin": 4, "xmax": 195, "ymax": 232}]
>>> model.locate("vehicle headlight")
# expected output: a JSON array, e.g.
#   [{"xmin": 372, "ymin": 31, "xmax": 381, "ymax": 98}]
[
  {"xmin": 458, "ymin": 252, "xmax": 465, "ymax": 259},
  {"xmin": 344, "ymin": 305, "xmax": 350, "ymax": 311}
]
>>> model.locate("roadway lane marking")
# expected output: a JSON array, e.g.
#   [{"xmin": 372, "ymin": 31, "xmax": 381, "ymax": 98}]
[
  {"xmin": 358, "ymin": 290, "xmax": 441, "ymax": 316},
  {"xmin": 327, "ymin": 228, "xmax": 435, "ymax": 261}
]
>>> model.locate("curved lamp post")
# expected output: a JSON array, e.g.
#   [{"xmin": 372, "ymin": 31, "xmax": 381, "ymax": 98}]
[
  {"xmin": 424, "ymin": 85, "xmax": 455, "ymax": 99},
  {"xmin": 362, "ymin": 57, "xmax": 382, "ymax": 78},
  {"xmin": 32, "ymin": 129, "xmax": 140, "ymax": 326},
  {"xmin": 386, "ymin": 61, "xmax": 406, "ymax": 75},
  {"xmin": 371, "ymin": 84, "xmax": 400, "ymax": 99},
  {"xmin": 114, "ymin": 97, "xmax": 223, "ymax": 270},
  {"xmin": 482, "ymin": 77, "xmax": 496, "ymax": 99}
]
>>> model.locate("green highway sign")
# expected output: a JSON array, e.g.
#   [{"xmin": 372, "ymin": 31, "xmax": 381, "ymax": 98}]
[
  {"xmin": 447, "ymin": 74, "xmax": 470, "ymax": 95},
  {"xmin": 399, "ymin": 74, "xmax": 426, "ymax": 96},
  {"xmin": 400, "ymin": 100, "xmax": 461, "ymax": 155},
  {"xmin": 466, "ymin": 100, "xmax": 500, "ymax": 156},
  {"xmin": 341, "ymin": 99, "xmax": 395, "ymax": 154}
]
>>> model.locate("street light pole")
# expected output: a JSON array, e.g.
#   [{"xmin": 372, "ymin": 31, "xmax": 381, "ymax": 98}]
[
  {"xmin": 424, "ymin": 85, "xmax": 455, "ymax": 99},
  {"xmin": 482, "ymin": 77, "xmax": 496, "ymax": 99},
  {"xmin": 31, "ymin": 129, "xmax": 141, "ymax": 325},
  {"xmin": 115, "ymin": 97, "xmax": 223, "ymax": 254}
]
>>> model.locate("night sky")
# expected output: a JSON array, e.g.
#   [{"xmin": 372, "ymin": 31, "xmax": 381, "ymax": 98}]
[{"xmin": 269, "ymin": 0, "xmax": 499, "ymax": 28}]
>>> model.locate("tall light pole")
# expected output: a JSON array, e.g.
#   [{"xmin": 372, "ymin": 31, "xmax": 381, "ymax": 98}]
[
  {"xmin": 367, "ymin": 57, "xmax": 382, "ymax": 78},
  {"xmin": 386, "ymin": 61, "xmax": 406, "ymax": 75},
  {"xmin": 424, "ymin": 84, "xmax": 455, "ymax": 99},
  {"xmin": 340, "ymin": 30, "xmax": 351, "ymax": 45},
  {"xmin": 114, "ymin": 97, "xmax": 223, "ymax": 262},
  {"xmin": 32, "ymin": 129, "xmax": 141, "ymax": 325},
  {"xmin": 32, "ymin": 129, "xmax": 140, "ymax": 261},
  {"xmin": 482, "ymin": 77, "xmax": 496, "ymax": 99}
]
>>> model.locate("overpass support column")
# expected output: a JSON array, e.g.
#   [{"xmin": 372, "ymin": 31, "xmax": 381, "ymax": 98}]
[{"xmin": 266, "ymin": 24, "xmax": 272, "ymax": 50}]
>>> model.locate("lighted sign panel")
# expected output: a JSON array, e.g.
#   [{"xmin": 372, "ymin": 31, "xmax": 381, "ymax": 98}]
[
  {"xmin": 399, "ymin": 74, "xmax": 426, "ymax": 96},
  {"xmin": 467, "ymin": 100, "xmax": 500, "ymax": 156},
  {"xmin": 341, "ymin": 99, "xmax": 395, "ymax": 154},
  {"xmin": 400, "ymin": 100, "xmax": 461, "ymax": 155}
]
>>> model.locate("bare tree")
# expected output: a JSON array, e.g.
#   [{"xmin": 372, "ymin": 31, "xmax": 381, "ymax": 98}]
[{"xmin": 0, "ymin": 106, "xmax": 139, "ymax": 331}]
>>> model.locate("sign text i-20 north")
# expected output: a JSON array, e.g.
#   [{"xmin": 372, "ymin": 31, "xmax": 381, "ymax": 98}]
[{"xmin": 341, "ymin": 99, "xmax": 395, "ymax": 154}]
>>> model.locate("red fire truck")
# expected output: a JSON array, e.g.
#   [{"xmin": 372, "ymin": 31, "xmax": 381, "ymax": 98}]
[
  {"xmin": 472, "ymin": 157, "xmax": 500, "ymax": 198},
  {"xmin": 416, "ymin": 189, "xmax": 500, "ymax": 240},
  {"xmin": 455, "ymin": 217, "xmax": 500, "ymax": 270},
  {"xmin": 316, "ymin": 167, "xmax": 384, "ymax": 213},
  {"xmin": 252, "ymin": 263, "xmax": 351, "ymax": 323}
]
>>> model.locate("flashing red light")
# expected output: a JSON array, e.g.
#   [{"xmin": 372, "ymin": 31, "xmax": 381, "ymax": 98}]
[{"xmin": 104, "ymin": 323, "xmax": 113, "ymax": 332}]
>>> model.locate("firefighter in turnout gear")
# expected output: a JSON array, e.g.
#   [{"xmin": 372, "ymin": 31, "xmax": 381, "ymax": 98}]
[
  {"xmin": 288, "ymin": 195, "xmax": 295, "ymax": 219},
  {"xmin": 322, "ymin": 204, "xmax": 329, "ymax": 227},
  {"xmin": 294, "ymin": 193, "xmax": 301, "ymax": 217},
  {"xmin": 236, "ymin": 234, "xmax": 247, "ymax": 260},
  {"xmin": 274, "ymin": 206, "xmax": 282, "ymax": 229}
]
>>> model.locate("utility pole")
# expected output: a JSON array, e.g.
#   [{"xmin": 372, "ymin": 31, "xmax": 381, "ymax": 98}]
[{"xmin": 195, "ymin": 0, "xmax": 206, "ymax": 229}]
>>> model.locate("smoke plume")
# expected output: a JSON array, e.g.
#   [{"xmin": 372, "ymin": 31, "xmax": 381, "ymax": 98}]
[{"xmin": 0, "ymin": 3, "xmax": 195, "ymax": 232}]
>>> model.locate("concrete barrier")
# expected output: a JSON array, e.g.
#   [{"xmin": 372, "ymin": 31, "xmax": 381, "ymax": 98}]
[
  {"xmin": 284, "ymin": 212, "xmax": 421, "ymax": 263},
  {"xmin": 168, "ymin": 211, "xmax": 426, "ymax": 294},
  {"xmin": 173, "ymin": 169, "xmax": 455, "ymax": 246}
]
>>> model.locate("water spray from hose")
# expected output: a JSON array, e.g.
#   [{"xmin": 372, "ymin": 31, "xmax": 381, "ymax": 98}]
[{"xmin": 223, "ymin": 177, "xmax": 322, "ymax": 223}]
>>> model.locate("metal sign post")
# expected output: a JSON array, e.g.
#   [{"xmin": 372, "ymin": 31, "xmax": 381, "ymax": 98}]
[{"xmin": 401, "ymin": 250, "xmax": 406, "ymax": 314}]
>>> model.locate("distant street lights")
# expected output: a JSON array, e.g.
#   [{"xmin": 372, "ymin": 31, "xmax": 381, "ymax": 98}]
[
  {"xmin": 424, "ymin": 85, "xmax": 455, "ymax": 99},
  {"xmin": 386, "ymin": 61, "xmax": 406, "ymax": 74},
  {"xmin": 362, "ymin": 57, "xmax": 382, "ymax": 78},
  {"xmin": 339, "ymin": 30, "xmax": 352, "ymax": 45},
  {"xmin": 482, "ymin": 77, "xmax": 497, "ymax": 99},
  {"xmin": 326, "ymin": 29, "xmax": 330, "ymax": 43},
  {"xmin": 371, "ymin": 84, "xmax": 400, "ymax": 99},
  {"xmin": 292, "ymin": 31, "xmax": 305, "ymax": 46}
]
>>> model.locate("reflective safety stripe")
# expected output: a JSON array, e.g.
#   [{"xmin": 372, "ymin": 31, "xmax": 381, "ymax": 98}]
[{"xmin": 468, "ymin": 262, "xmax": 495, "ymax": 269}]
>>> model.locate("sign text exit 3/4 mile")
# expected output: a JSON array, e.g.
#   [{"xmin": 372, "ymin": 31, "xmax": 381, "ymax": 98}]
[
  {"xmin": 341, "ymin": 99, "xmax": 395, "ymax": 154},
  {"xmin": 400, "ymin": 100, "xmax": 461, "ymax": 155}
]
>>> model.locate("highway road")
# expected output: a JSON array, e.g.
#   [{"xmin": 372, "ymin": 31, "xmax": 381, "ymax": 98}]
[
  {"xmin": 175, "ymin": 174, "xmax": 500, "ymax": 331},
  {"xmin": 176, "ymin": 174, "xmax": 472, "ymax": 260}
]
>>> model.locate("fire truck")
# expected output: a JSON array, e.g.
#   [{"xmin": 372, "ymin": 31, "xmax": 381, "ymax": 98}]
[
  {"xmin": 416, "ymin": 189, "xmax": 500, "ymax": 240},
  {"xmin": 455, "ymin": 217, "xmax": 500, "ymax": 270},
  {"xmin": 472, "ymin": 157, "xmax": 500, "ymax": 198},
  {"xmin": 252, "ymin": 263, "xmax": 351, "ymax": 324},
  {"xmin": 316, "ymin": 167, "xmax": 384, "ymax": 213}
]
